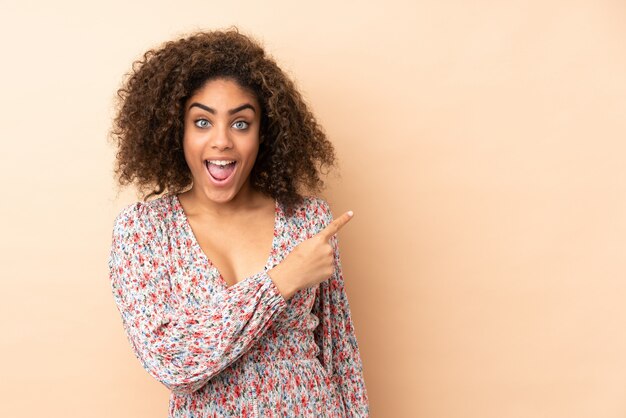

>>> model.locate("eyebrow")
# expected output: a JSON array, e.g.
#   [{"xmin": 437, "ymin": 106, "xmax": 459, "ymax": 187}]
[{"xmin": 188, "ymin": 102, "xmax": 256, "ymax": 115}]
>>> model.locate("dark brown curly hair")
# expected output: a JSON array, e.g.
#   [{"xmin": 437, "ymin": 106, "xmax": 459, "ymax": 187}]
[{"xmin": 109, "ymin": 27, "xmax": 337, "ymax": 214}]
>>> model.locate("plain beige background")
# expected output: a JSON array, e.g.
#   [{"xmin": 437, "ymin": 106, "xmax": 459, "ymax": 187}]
[{"xmin": 1, "ymin": 0, "xmax": 625, "ymax": 417}]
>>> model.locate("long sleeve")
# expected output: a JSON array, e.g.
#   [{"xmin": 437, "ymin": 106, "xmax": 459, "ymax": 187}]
[
  {"xmin": 311, "ymin": 198, "xmax": 370, "ymax": 417},
  {"xmin": 107, "ymin": 202, "xmax": 288, "ymax": 395}
]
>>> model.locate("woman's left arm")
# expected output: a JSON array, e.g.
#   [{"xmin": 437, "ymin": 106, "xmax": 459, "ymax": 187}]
[{"xmin": 311, "ymin": 198, "xmax": 370, "ymax": 417}]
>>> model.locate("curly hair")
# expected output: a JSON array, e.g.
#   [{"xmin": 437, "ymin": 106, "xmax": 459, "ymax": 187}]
[{"xmin": 109, "ymin": 27, "xmax": 337, "ymax": 214}]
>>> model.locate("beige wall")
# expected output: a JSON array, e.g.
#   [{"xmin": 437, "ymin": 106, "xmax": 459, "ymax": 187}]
[{"xmin": 1, "ymin": 0, "xmax": 625, "ymax": 417}]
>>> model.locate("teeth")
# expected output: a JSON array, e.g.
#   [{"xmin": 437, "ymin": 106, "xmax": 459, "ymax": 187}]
[{"xmin": 207, "ymin": 160, "xmax": 235, "ymax": 166}]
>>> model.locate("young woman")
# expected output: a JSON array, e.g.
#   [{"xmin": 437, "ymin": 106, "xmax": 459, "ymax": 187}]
[{"xmin": 108, "ymin": 28, "xmax": 369, "ymax": 417}]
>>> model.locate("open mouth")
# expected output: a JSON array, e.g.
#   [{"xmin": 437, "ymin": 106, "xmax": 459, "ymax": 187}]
[{"xmin": 205, "ymin": 160, "xmax": 237, "ymax": 186}]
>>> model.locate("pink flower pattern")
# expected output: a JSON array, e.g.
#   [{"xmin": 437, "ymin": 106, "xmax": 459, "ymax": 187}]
[{"xmin": 108, "ymin": 193, "xmax": 369, "ymax": 417}]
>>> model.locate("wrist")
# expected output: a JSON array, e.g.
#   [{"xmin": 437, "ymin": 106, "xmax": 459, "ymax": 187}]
[{"xmin": 267, "ymin": 266, "xmax": 298, "ymax": 301}]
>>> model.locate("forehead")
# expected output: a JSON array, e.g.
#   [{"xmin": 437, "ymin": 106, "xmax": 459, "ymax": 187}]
[{"xmin": 185, "ymin": 78, "xmax": 259, "ymax": 109}]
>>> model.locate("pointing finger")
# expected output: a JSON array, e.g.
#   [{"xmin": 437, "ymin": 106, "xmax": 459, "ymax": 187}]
[{"xmin": 319, "ymin": 210, "xmax": 354, "ymax": 240}]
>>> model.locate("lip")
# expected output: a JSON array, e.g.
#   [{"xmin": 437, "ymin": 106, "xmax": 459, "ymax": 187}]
[{"xmin": 204, "ymin": 160, "xmax": 238, "ymax": 187}]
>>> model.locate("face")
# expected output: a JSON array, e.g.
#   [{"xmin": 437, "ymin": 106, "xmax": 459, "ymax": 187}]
[{"xmin": 182, "ymin": 78, "xmax": 261, "ymax": 204}]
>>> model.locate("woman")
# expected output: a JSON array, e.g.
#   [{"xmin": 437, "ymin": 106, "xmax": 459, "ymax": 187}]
[{"xmin": 108, "ymin": 28, "xmax": 369, "ymax": 417}]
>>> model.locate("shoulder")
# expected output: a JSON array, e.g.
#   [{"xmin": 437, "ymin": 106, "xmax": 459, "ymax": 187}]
[
  {"xmin": 293, "ymin": 195, "xmax": 334, "ymax": 236},
  {"xmin": 109, "ymin": 196, "xmax": 174, "ymax": 272},
  {"xmin": 111, "ymin": 194, "xmax": 172, "ymax": 238}
]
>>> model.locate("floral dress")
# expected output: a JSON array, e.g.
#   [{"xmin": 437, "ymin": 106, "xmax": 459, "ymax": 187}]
[{"xmin": 108, "ymin": 193, "xmax": 369, "ymax": 417}]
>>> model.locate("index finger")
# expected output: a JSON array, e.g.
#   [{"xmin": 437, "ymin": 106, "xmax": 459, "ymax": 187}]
[{"xmin": 318, "ymin": 210, "xmax": 354, "ymax": 240}]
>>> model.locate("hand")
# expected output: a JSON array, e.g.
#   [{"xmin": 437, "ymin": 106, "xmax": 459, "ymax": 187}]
[{"xmin": 268, "ymin": 210, "xmax": 354, "ymax": 300}]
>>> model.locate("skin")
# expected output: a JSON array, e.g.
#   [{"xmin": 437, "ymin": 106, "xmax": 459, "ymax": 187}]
[{"xmin": 177, "ymin": 77, "xmax": 354, "ymax": 300}]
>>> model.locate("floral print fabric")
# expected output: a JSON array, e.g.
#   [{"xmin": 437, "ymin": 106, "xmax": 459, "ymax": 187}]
[{"xmin": 108, "ymin": 193, "xmax": 369, "ymax": 417}]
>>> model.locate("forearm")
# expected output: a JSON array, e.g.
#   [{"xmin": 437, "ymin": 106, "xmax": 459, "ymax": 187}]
[{"xmin": 112, "ymin": 269, "xmax": 287, "ymax": 394}]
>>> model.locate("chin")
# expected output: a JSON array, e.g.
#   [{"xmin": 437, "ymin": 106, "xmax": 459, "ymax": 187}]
[{"xmin": 202, "ymin": 188, "xmax": 238, "ymax": 203}]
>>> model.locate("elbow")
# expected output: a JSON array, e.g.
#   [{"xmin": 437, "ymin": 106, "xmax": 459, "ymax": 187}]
[
  {"xmin": 142, "ymin": 360, "xmax": 217, "ymax": 395},
  {"xmin": 130, "ymin": 338, "xmax": 220, "ymax": 395},
  {"xmin": 151, "ymin": 369, "xmax": 213, "ymax": 395},
  {"xmin": 165, "ymin": 379, "xmax": 207, "ymax": 395}
]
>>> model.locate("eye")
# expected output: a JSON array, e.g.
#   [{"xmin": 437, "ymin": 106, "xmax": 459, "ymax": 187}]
[
  {"xmin": 194, "ymin": 119, "xmax": 211, "ymax": 129},
  {"xmin": 232, "ymin": 120, "xmax": 249, "ymax": 130}
]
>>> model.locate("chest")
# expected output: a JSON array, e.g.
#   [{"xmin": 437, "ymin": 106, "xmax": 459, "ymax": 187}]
[{"xmin": 186, "ymin": 210, "xmax": 277, "ymax": 287}]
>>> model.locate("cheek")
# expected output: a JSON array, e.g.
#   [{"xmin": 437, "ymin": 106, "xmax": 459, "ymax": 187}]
[
  {"xmin": 182, "ymin": 135, "xmax": 204, "ymax": 166},
  {"xmin": 241, "ymin": 143, "xmax": 260, "ymax": 165},
  {"xmin": 241, "ymin": 131, "xmax": 261, "ymax": 160}
]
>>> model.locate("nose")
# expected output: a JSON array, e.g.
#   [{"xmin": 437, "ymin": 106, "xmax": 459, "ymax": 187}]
[{"xmin": 210, "ymin": 123, "xmax": 233, "ymax": 151}]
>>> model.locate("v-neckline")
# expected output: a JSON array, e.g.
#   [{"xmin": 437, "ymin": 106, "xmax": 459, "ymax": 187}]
[{"xmin": 172, "ymin": 193, "xmax": 281, "ymax": 289}]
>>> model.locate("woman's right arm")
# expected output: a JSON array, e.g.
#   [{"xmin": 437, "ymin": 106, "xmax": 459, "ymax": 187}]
[{"xmin": 108, "ymin": 203, "xmax": 288, "ymax": 395}]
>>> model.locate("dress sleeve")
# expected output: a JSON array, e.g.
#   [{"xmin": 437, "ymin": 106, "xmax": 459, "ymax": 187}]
[
  {"xmin": 108, "ymin": 202, "xmax": 288, "ymax": 395},
  {"xmin": 310, "ymin": 198, "xmax": 370, "ymax": 417}
]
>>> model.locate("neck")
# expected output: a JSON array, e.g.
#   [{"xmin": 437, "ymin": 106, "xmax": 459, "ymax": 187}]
[{"xmin": 183, "ymin": 180, "xmax": 262, "ymax": 218}]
